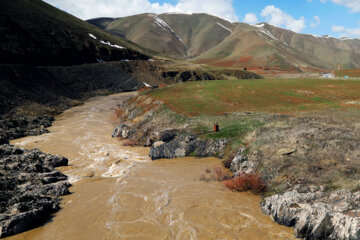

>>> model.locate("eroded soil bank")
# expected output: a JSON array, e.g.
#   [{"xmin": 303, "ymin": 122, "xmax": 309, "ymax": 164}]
[{"xmin": 5, "ymin": 92, "xmax": 295, "ymax": 240}]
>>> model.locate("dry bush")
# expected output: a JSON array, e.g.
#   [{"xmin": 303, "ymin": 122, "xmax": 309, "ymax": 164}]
[
  {"xmin": 199, "ymin": 167, "xmax": 212, "ymax": 181},
  {"xmin": 199, "ymin": 167, "xmax": 230, "ymax": 182},
  {"xmin": 213, "ymin": 166, "xmax": 231, "ymax": 181},
  {"xmin": 223, "ymin": 173, "xmax": 266, "ymax": 194},
  {"xmin": 122, "ymin": 138, "xmax": 139, "ymax": 147}
]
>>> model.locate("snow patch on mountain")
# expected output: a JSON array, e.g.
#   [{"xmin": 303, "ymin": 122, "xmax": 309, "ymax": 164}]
[
  {"xmin": 253, "ymin": 24, "xmax": 278, "ymax": 41},
  {"xmin": 88, "ymin": 33, "xmax": 97, "ymax": 39},
  {"xmin": 216, "ymin": 22, "xmax": 232, "ymax": 33},
  {"xmin": 100, "ymin": 40, "xmax": 125, "ymax": 49},
  {"xmin": 149, "ymin": 14, "xmax": 184, "ymax": 44}
]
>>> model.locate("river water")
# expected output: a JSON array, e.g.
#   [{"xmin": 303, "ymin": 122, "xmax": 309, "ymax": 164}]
[{"xmin": 8, "ymin": 93, "xmax": 295, "ymax": 240}]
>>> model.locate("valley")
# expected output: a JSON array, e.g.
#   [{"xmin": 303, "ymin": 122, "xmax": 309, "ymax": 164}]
[{"xmin": 1, "ymin": 0, "xmax": 360, "ymax": 239}]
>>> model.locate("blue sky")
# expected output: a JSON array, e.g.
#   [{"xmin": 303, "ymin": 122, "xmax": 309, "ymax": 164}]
[
  {"xmin": 229, "ymin": 0, "xmax": 360, "ymax": 37},
  {"xmin": 45, "ymin": 0, "xmax": 360, "ymax": 38}
]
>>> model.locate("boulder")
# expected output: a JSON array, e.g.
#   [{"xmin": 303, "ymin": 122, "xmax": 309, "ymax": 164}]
[
  {"xmin": 149, "ymin": 135, "xmax": 229, "ymax": 160},
  {"xmin": 111, "ymin": 124, "xmax": 133, "ymax": 138}
]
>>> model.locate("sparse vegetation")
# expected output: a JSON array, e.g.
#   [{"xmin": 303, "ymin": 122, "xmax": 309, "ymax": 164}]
[
  {"xmin": 199, "ymin": 167, "xmax": 230, "ymax": 182},
  {"xmin": 223, "ymin": 173, "xmax": 267, "ymax": 194},
  {"xmin": 119, "ymin": 78, "xmax": 360, "ymax": 199},
  {"xmin": 148, "ymin": 78, "xmax": 360, "ymax": 116}
]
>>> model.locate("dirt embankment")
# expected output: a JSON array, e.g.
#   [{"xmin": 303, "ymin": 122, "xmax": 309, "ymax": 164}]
[{"xmin": 113, "ymin": 94, "xmax": 360, "ymax": 240}]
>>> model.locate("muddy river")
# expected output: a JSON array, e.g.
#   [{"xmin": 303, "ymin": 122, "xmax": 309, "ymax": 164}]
[{"xmin": 8, "ymin": 93, "xmax": 295, "ymax": 240}]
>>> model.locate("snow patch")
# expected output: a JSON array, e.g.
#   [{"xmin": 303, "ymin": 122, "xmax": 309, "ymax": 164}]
[
  {"xmin": 143, "ymin": 82, "xmax": 151, "ymax": 88},
  {"xmin": 256, "ymin": 28, "xmax": 278, "ymax": 41},
  {"xmin": 309, "ymin": 34, "xmax": 321, "ymax": 38},
  {"xmin": 322, "ymin": 35, "xmax": 336, "ymax": 39},
  {"xmin": 165, "ymin": 12, "xmax": 192, "ymax": 15},
  {"xmin": 88, "ymin": 33, "xmax": 97, "ymax": 39},
  {"xmin": 252, "ymin": 23, "xmax": 265, "ymax": 28},
  {"xmin": 149, "ymin": 14, "xmax": 184, "ymax": 44},
  {"xmin": 253, "ymin": 24, "xmax": 290, "ymax": 46},
  {"xmin": 100, "ymin": 40, "xmax": 125, "ymax": 49},
  {"xmin": 216, "ymin": 22, "xmax": 232, "ymax": 33}
]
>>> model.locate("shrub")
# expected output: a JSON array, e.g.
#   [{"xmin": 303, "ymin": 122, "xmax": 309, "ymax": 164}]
[
  {"xmin": 199, "ymin": 167, "xmax": 230, "ymax": 182},
  {"xmin": 213, "ymin": 166, "xmax": 231, "ymax": 181},
  {"xmin": 223, "ymin": 173, "xmax": 266, "ymax": 194}
]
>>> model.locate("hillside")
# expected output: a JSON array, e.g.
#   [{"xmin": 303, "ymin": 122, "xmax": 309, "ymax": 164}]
[
  {"xmin": 0, "ymin": 0, "xmax": 151, "ymax": 66},
  {"xmin": 88, "ymin": 13, "xmax": 235, "ymax": 60},
  {"xmin": 89, "ymin": 14, "xmax": 360, "ymax": 71},
  {"xmin": 0, "ymin": 0, "xmax": 159, "ymax": 119}
]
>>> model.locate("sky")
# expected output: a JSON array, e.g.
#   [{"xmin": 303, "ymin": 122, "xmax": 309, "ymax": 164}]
[{"xmin": 44, "ymin": 0, "xmax": 360, "ymax": 38}]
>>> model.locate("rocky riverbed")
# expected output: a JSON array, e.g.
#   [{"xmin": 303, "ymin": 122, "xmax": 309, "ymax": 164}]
[
  {"xmin": 112, "ymin": 93, "xmax": 360, "ymax": 240},
  {"xmin": 0, "ymin": 112, "xmax": 72, "ymax": 238},
  {"xmin": 0, "ymin": 144, "xmax": 70, "ymax": 238}
]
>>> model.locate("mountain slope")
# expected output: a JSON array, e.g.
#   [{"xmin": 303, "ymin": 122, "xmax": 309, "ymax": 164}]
[
  {"xmin": 89, "ymin": 14, "xmax": 360, "ymax": 71},
  {"xmin": 0, "ymin": 0, "xmax": 154, "ymax": 116},
  {"xmin": 0, "ymin": 0, "xmax": 151, "ymax": 66},
  {"xmin": 88, "ymin": 13, "xmax": 234, "ymax": 59}
]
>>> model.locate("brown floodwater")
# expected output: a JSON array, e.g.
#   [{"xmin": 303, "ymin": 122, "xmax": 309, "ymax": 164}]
[{"xmin": 7, "ymin": 93, "xmax": 296, "ymax": 240}]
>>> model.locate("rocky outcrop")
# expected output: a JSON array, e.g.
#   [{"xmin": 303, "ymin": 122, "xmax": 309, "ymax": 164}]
[
  {"xmin": 161, "ymin": 71, "xmax": 217, "ymax": 82},
  {"xmin": 149, "ymin": 135, "xmax": 228, "ymax": 160},
  {"xmin": 112, "ymin": 124, "xmax": 134, "ymax": 138},
  {"xmin": 229, "ymin": 148, "xmax": 258, "ymax": 174},
  {"xmin": 0, "ymin": 116, "xmax": 54, "ymax": 144},
  {"xmin": 0, "ymin": 144, "xmax": 70, "ymax": 238},
  {"xmin": 261, "ymin": 186, "xmax": 360, "ymax": 240}
]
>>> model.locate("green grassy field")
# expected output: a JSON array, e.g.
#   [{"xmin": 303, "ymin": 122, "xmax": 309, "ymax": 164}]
[{"xmin": 148, "ymin": 78, "xmax": 360, "ymax": 116}]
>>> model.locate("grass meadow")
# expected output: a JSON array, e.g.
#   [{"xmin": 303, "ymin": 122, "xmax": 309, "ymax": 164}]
[{"xmin": 148, "ymin": 78, "xmax": 360, "ymax": 116}]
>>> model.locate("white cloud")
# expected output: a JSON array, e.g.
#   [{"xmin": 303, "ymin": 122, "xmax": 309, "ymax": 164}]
[
  {"xmin": 260, "ymin": 5, "xmax": 306, "ymax": 32},
  {"xmin": 320, "ymin": 0, "xmax": 360, "ymax": 12},
  {"xmin": 332, "ymin": 25, "xmax": 345, "ymax": 32},
  {"xmin": 332, "ymin": 25, "xmax": 360, "ymax": 38},
  {"xmin": 44, "ymin": 0, "xmax": 239, "ymax": 21},
  {"xmin": 243, "ymin": 13, "xmax": 258, "ymax": 24},
  {"xmin": 310, "ymin": 16, "xmax": 320, "ymax": 28}
]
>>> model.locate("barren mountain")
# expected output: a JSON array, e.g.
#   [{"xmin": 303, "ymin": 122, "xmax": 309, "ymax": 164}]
[{"xmin": 89, "ymin": 13, "xmax": 360, "ymax": 71}]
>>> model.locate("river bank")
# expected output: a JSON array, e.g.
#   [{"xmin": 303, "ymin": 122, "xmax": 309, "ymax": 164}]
[
  {"xmin": 4, "ymin": 92, "xmax": 295, "ymax": 240},
  {"xmin": 113, "ymin": 92, "xmax": 360, "ymax": 239},
  {"xmin": 0, "ymin": 145, "xmax": 70, "ymax": 238}
]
